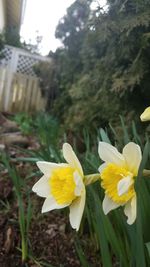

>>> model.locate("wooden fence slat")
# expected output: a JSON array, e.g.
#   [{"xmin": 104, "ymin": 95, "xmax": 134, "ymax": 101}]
[
  {"xmin": 35, "ymin": 87, "xmax": 41, "ymax": 110},
  {"xmin": 36, "ymin": 87, "xmax": 45, "ymax": 111},
  {"xmin": 17, "ymin": 73, "xmax": 27, "ymax": 111},
  {"xmin": 0, "ymin": 67, "xmax": 46, "ymax": 112},
  {"xmin": 19, "ymin": 78, "xmax": 27, "ymax": 111},
  {"xmin": 25, "ymin": 78, "xmax": 33, "ymax": 112},
  {"xmin": 0, "ymin": 67, "xmax": 6, "ymax": 110},
  {"xmin": 30, "ymin": 79, "xmax": 38, "ymax": 110},
  {"xmin": 11, "ymin": 75, "xmax": 17, "ymax": 112}
]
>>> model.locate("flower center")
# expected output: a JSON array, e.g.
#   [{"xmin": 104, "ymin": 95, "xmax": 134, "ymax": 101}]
[
  {"xmin": 49, "ymin": 166, "xmax": 76, "ymax": 205},
  {"xmin": 101, "ymin": 163, "xmax": 135, "ymax": 204}
]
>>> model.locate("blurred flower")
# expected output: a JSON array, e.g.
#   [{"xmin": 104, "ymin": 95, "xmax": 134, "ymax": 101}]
[
  {"xmin": 32, "ymin": 143, "xmax": 85, "ymax": 231},
  {"xmin": 140, "ymin": 107, "xmax": 150, "ymax": 121},
  {"xmin": 98, "ymin": 142, "xmax": 142, "ymax": 224}
]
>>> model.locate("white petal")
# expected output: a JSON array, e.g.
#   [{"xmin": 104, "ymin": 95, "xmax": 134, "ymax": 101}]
[
  {"xmin": 63, "ymin": 143, "xmax": 83, "ymax": 176},
  {"xmin": 124, "ymin": 195, "xmax": 136, "ymax": 225},
  {"xmin": 102, "ymin": 194, "xmax": 120, "ymax": 214},
  {"xmin": 37, "ymin": 161, "xmax": 68, "ymax": 177},
  {"xmin": 42, "ymin": 195, "xmax": 69, "ymax": 213},
  {"xmin": 98, "ymin": 142, "xmax": 125, "ymax": 166},
  {"xmin": 98, "ymin": 163, "xmax": 107, "ymax": 174},
  {"xmin": 32, "ymin": 175, "xmax": 50, "ymax": 197},
  {"xmin": 123, "ymin": 142, "xmax": 142, "ymax": 175},
  {"xmin": 73, "ymin": 171, "xmax": 84, "ymax": 196},
  {"xmin": 117, "ymin": 176, "xmax": 133, "ymax": 196},
  {"xmin": 69, "ymin": 187, "xmax": 85, "ymax": 231}
]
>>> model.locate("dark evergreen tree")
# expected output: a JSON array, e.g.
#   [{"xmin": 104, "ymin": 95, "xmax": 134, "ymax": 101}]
[{"xmin": 35, "ymin": 0, "xmax": 150, "ymax": 131}]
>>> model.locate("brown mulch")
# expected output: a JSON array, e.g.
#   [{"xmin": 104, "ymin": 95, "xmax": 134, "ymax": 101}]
[
  {"xmin": 0, "ymin": 175, "xmax": 21, "ymax": 267},
  {"xmin": 0, "ymin": 169, "xmax": 99, "ymax": 267},
  {"xmin": 30, "ymin": 213, "xmax": 81, "ymax": 267}
]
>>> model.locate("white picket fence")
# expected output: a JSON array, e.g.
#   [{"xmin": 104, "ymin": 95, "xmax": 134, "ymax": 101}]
[
  {"xmin": 0, "ymin": 66, "xmax": 46, "ymax": 112},
  {"xmin": 0, "ymin": 45, "xmax": 50, "ymax": 113}
]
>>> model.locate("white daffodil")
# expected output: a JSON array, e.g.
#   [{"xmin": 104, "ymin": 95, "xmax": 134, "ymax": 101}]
[
  {"xmin": 98, "ymin": 142, "xmax": 142, "ymax": 225},
  {"xmin": 32, "ymin": 143, "xmax": 85, "ymax": 231},
  {"xmin": 140, "ymin": 106, "xmax": 150, "ymax": 121}
]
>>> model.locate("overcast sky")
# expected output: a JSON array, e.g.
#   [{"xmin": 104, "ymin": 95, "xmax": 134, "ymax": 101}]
[{"xmin": 20, "ymin": 0, "xmax": 106, "ymax": 56}]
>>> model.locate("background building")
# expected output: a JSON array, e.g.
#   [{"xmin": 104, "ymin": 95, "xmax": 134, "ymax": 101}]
[{"xmin": 0, "ymin": 0, "xmax": 26, "ymax": 33}]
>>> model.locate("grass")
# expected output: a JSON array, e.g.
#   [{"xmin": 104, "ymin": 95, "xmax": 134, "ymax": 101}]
[{"xmin": 1, "ymin": 153, "xmax": 32, "ymax": 264}]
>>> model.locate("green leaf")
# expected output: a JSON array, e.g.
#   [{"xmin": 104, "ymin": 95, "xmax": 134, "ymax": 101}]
[
  {"xmin": 75, "ymin": 237, "xmax": 90, "ymax": 267},
  {"xmin": 99, "ymin": 128, "xmax": 111, "ymax": 144}
]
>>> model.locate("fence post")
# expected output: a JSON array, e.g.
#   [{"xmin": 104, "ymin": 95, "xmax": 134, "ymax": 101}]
[{"xmin": 4, "ymin": 48, "xmax": 18, "ymax": 111}]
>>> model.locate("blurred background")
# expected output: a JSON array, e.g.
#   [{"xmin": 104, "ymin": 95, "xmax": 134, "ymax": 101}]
[
  {"xmin": 0, "ymin": 0, "xmax": 149, "ymax": 133},
  {"xmin": 0, "ymin": 1, "xmax": 150, "ymax": 266}
]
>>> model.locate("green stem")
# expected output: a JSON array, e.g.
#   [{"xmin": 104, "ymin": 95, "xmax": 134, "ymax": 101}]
[
  {"xmin": 21, "ymin": 236, "xmax": 27, "ymax": 263},
  {"xmin": 84, "ymin": 173, "xmax": 100, "ymax": 185},
  {"xmin": 143, "ymin": 169, "xmax": 150, "ymax": 177}
]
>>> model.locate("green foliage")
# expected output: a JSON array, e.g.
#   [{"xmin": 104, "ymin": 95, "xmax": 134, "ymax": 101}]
[
  {"xmin": 12, "ymin": 114, "xmax": 150, "ymax": 266},
  {"xmin": 35, "ymin": 0, "xmax": 150, "ymax": 132},
  {"xmin": 13, "ymin": 113, "xmax": 33, "ymax": 135},
  {"xmin": 0, "ymin": 32, "xmax": 5, "ymax": 59},
  {"xmin": 33, "ymin": 60, "xmax": 60, "ymax": 110},
  {"xmin": 15, "ymin": 113, "xmax": 62, "ymax": 164},
  {"xmin": 79, "ymin": 119, "xmax": 150, "ymax": 267},
  {"xmin": 34, "ymin": 112, "xmax": 61, "ymax": 148},
  {"xmin": 4, "ymin": 27, "xmax": 22, "ymax": 48},
  {"xmin": 3, "ymin": 26, "xmax": 41, "ymax": 52},
  {"xmin": 13, "ymin": 112, "xmax": 60, "ymax": 139},
  {"xmin": 2, "ymin": 110, "xmax": 150, "ymax": 266}
]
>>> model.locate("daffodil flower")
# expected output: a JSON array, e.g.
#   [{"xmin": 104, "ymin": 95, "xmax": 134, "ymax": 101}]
[
  {"xmin": 98, "ymin": 142, "xmax": 142, "ymax": 224},
  {"xmin": 32, "ymin": 143, "xmax": 85, "ymax": 231},
  {"xmin": 140, "ymin": 107, "xmax": 150, "ymax": 121}
]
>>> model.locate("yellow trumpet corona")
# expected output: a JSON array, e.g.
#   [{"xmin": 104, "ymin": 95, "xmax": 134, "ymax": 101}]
[{"xmin": 98, "ymin": 141, "xmax": 142, "ymax": 225}]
